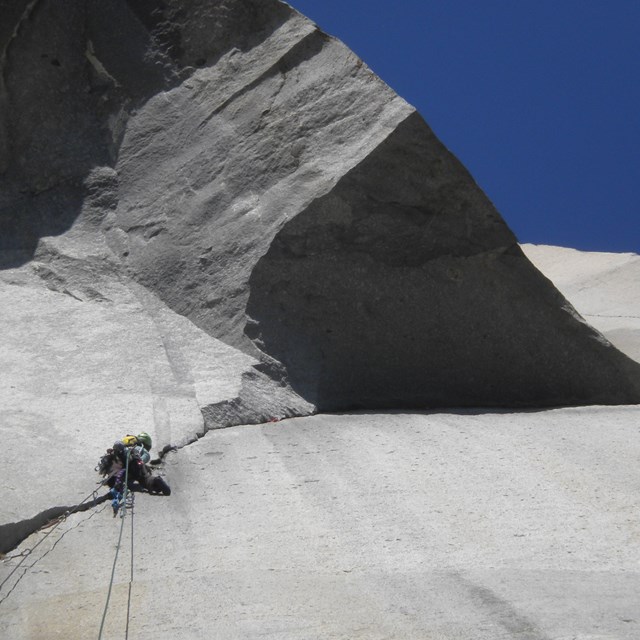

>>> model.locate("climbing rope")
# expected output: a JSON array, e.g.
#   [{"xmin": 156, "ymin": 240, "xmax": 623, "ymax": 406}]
[
  {"xmin": 125, "ymin": 491, "xmax": 135, "ymax": 640},
  {"xmin": 0, "ymin": 502, "xmax": 109, "ymax": 607},
  {"xmin": 0, "ymin": 484, "xmax": 106, "ymax": 602},
  {"xmin": 2, "ymin": 449, "xmax": 144, "ymax": 636},
  {"xmin": 98, "ymin": 449, "xmax": 134, "ymax": 640}
]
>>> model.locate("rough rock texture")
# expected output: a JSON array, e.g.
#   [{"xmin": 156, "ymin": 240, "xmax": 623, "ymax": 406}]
[
  {"xmin": 2, "ymin": 407, "xmax": 640, "ymax": 639},
  {"xmin": 1, "ymin": 2, "xmax": 640, "ymax": 633},
  {"xmin": 0, "ymin": 256, "xmax": 313, "ymax": 553},
  {"xmin": 1, "ymin": 0, "xmax": 639, "ymax": 413}
]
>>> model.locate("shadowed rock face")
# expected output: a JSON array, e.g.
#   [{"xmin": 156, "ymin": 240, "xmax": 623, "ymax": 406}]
[
  {"xmin": 1, "ymin": 0, "xmax": 639, "ymax": 411},
  {"xmin": 246, "ymin": 113, "xmax": 640, "ymax": 408}
]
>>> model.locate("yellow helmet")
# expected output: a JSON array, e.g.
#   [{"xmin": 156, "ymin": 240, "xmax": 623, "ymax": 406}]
[{"xmin": 122, "ymin": 434, "xmax": 138, "ymax": 447}]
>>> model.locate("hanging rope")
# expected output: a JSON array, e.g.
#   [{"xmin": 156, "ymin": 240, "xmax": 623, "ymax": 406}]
[
  {"xmin": 98, "ymin": 449, "xmax": 133, "ymax": 640},
  {"xmin": 0, "ymin": 502, "xmax": 109, "ymax": 607},
  {"xmin": 1, "ymin": 449, "xmax": 142, "ymax": 635},
  {"xmin": 125, "ymin": 491, "xmax": 135, "ymax": 640},
  {"xmin": 0, "ymin": 484, "xmax": 106, "ymax": 601}
]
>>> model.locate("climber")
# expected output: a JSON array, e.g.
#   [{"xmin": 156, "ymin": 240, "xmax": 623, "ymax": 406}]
[{"xmin": 97, "ymin": 432, "xmax": 171, "ymax": 513}]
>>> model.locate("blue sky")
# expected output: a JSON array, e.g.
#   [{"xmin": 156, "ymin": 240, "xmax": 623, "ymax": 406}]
[{"xmin": 289, "ymin": 1, "xmax": 639, "ymax": 253}]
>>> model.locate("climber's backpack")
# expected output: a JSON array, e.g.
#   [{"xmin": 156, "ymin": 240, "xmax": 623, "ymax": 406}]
[
  {"xmin": 96, "ymin": 449, "xmax": 116, "ymax": 476},
  {"xmin": 96, "ymin": 436, "xmax": 141, "ymax": 477}
]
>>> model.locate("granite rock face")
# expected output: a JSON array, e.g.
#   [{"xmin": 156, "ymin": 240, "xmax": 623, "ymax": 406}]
[
  {"xmin": 1, "ymin": 0, "xmax": 640, "ymax": 418},
  {"xmin": 523, "ymin": 244, "xmax": 640, "ymax": 364},
  {"xmin": 2, "ymin": 2, "xmax": 640, "ymax": 628},
  {"xmin": 246, "ymin": 116, "xmax": 640, "ymax": 408}
]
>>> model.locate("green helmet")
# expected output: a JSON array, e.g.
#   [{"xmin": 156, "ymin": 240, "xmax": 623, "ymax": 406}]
[{"xmin": 137, "ymin": 432, "xmax": 152, "ymax": 451}]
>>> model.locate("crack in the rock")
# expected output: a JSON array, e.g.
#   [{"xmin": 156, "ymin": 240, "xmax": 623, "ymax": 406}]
[
  {"xmin": 152, "ymin": 376, "xmax": 315, "ymax": 464},
  {"xmin": 584, "ymin": 313, "xmax": 640, "ymax": 320},
  {"xmin": 1, "ymin": 383, "xmax": 310, "ymax": 555},
  {"xmin": 0, "ymin": 492, "xmax": 108, "ymax": 556},
  {"xmin": 0, "ymin": 501, "xmax": 110, "ymax": 606}
]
